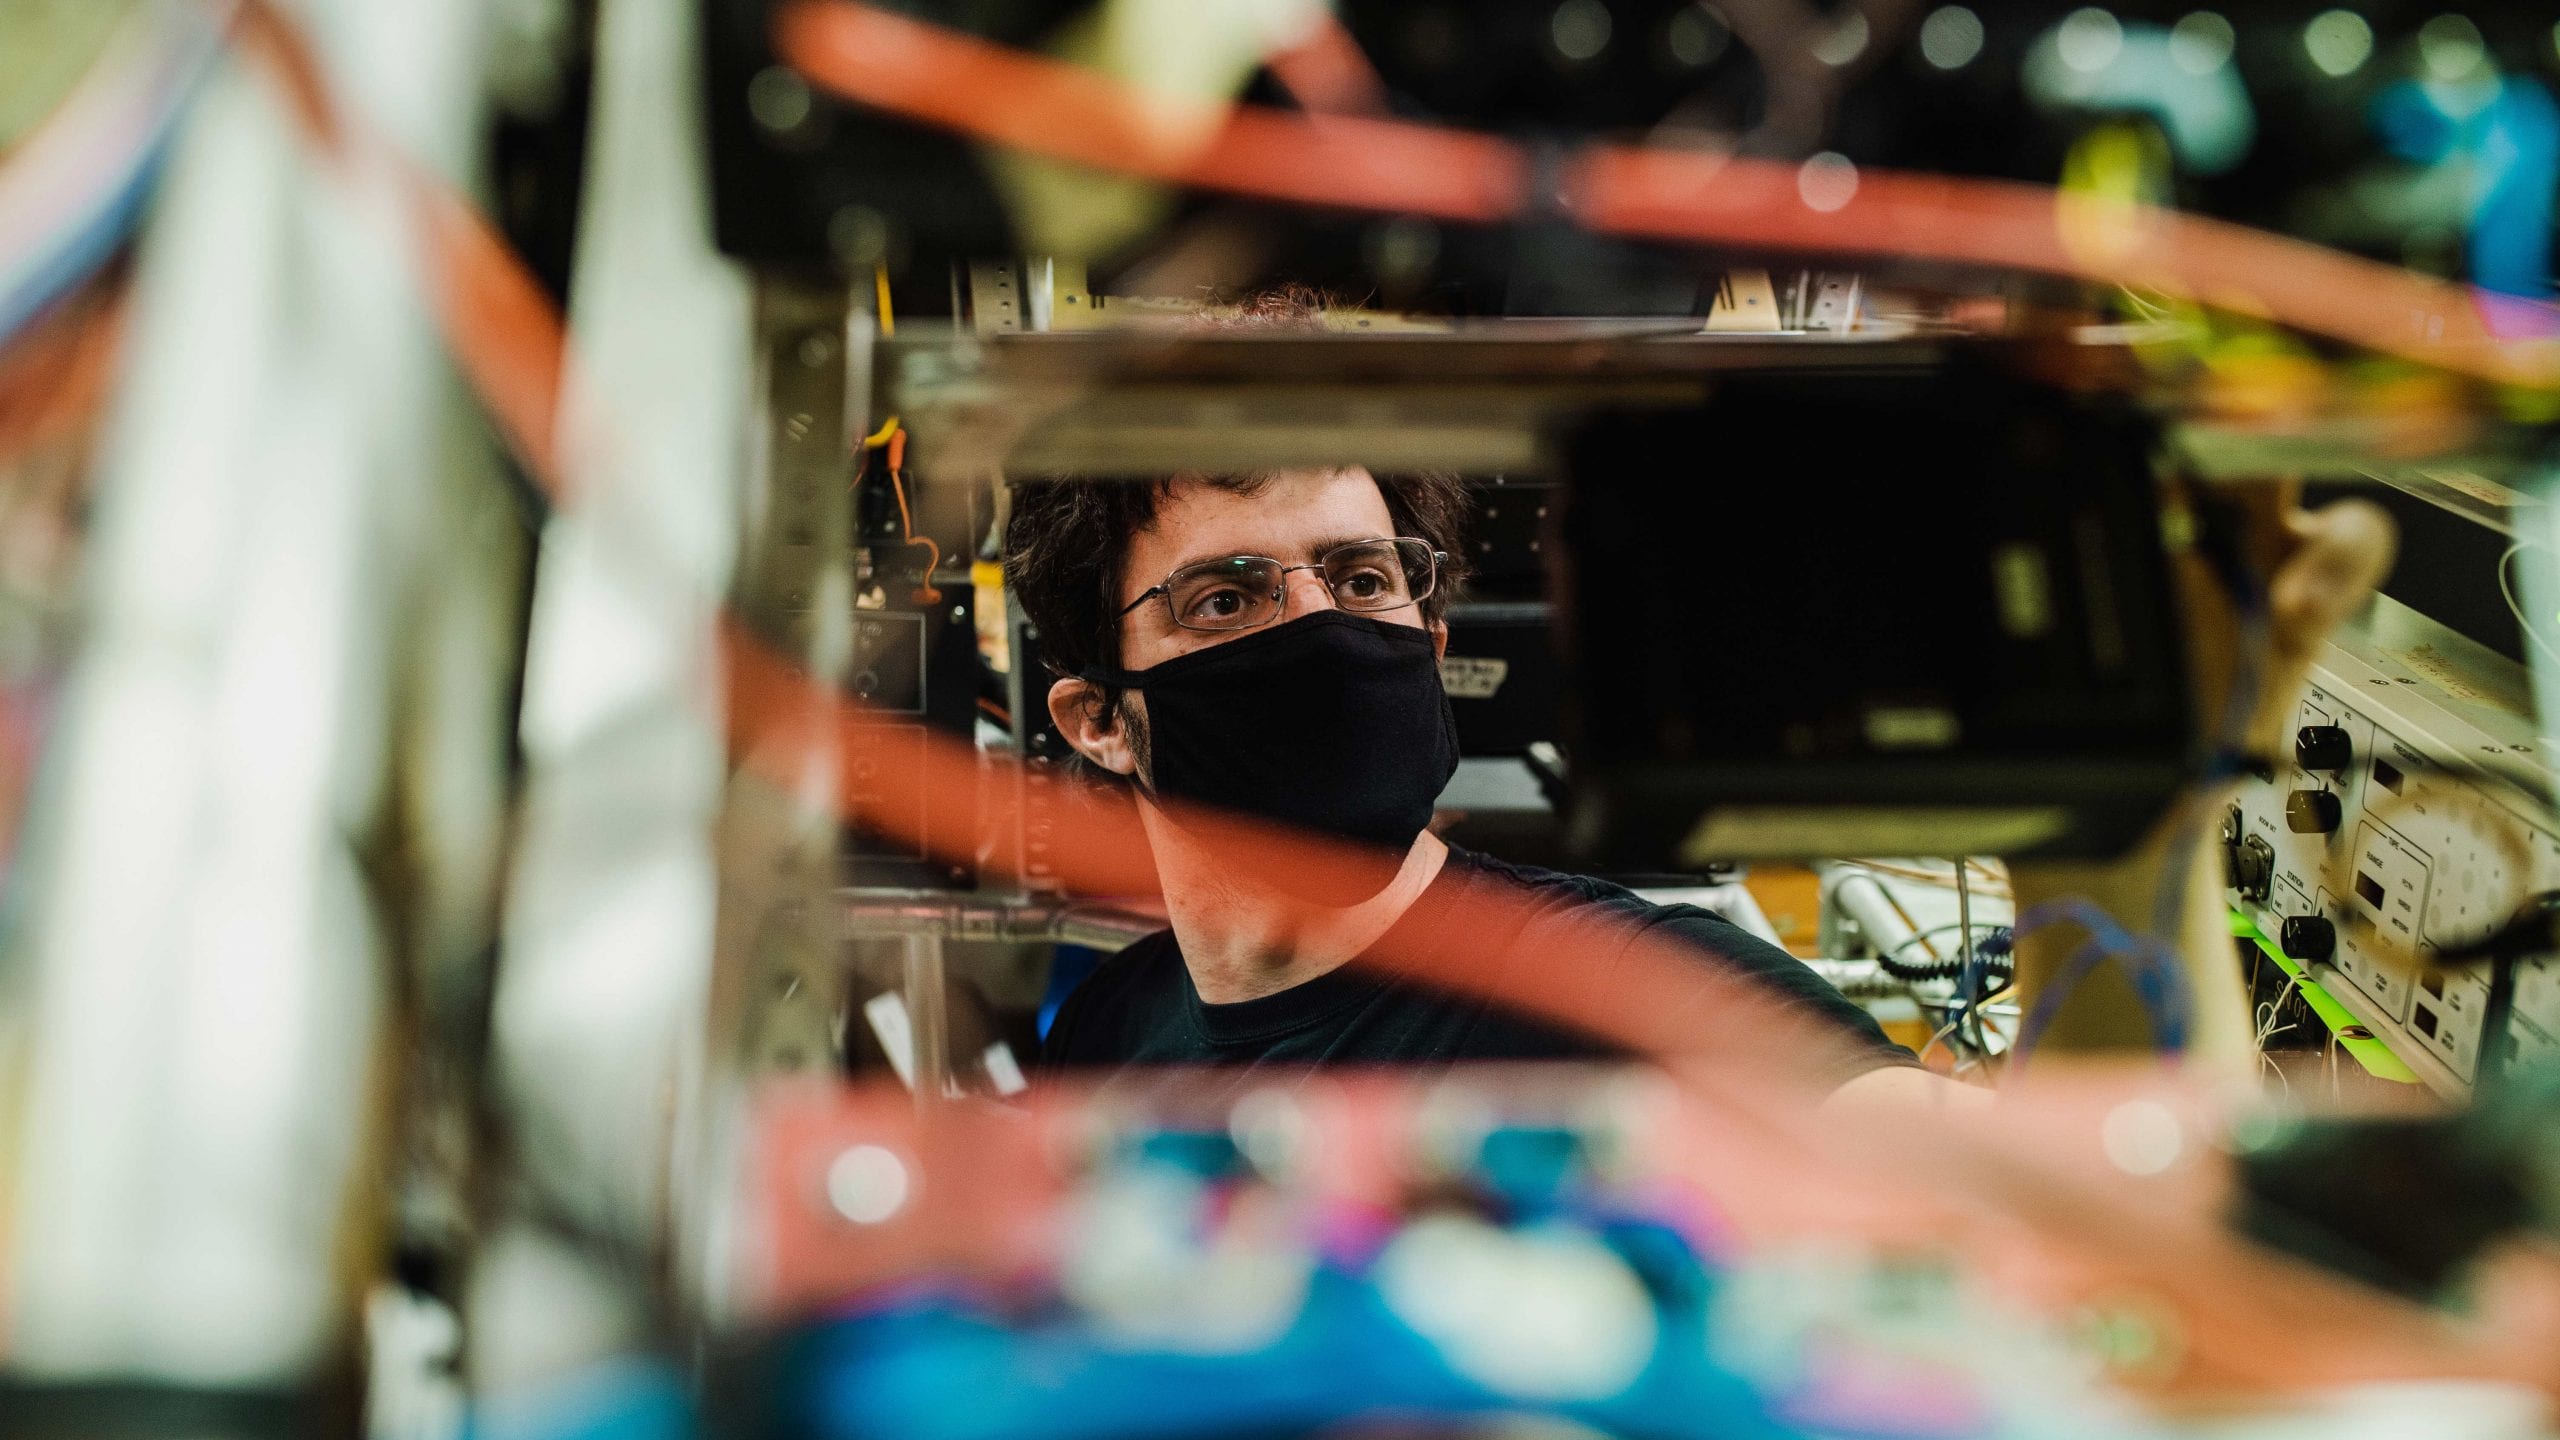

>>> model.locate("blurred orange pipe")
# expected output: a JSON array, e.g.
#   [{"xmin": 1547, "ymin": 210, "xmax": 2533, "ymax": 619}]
[
  {"xmin": 777, "ymin": 0, "xmax": 2560, "ymax": 390},
  {"xmin": 237, "ymin": 0, "xmax": 568, "ymax": 487},
  {"xmin": 773, "ymin": 0, "xmax": 1523, "ymax": 222}
]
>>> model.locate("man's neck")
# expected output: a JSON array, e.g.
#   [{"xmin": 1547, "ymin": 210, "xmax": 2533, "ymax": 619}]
[{"xmin": 1137, "ymin": 812, "xmax": 1450, "ymax": 1005}]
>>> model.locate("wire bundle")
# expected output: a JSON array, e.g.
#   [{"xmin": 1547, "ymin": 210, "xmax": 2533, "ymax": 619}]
[{"xmin": 0, "ymin": 2, "xmax": 229, "ymax": 351}]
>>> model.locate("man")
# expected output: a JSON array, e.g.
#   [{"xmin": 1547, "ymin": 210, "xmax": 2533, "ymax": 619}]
[{"xmin": 1003, "ymin": 460, "xmax": 1930, "ymax": 1096}]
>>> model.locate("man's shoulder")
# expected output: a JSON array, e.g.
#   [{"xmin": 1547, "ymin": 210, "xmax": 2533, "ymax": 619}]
[
  {"xmin": 1443, "ymin": 847, "xmax": 1746, "ymax": 937},
  {"xmin": 1442, "ymin": 846, "xmax": 1916, "ymax": 1076},
  {"xmin": 1041, "ymin": 927, "xmax": 1186, "ymax": 1067},
  {"xmin": 1437, "ymin": 846, "xmax": 1820, "ymax": 993},
  {"xmin": 1076, "ymin": 926, "xmax": 1186, "ymax": 997},
  {"xmin": 1441, "ymin": 845, "xmax": 1618, "ymax": 902}
]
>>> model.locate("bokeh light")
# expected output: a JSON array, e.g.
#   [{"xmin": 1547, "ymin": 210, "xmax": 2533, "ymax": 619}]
[
  {"xmin": 2417, "ymin": 15, "xmax": 2487, "ymax": 83},
  {"xmin": 1550, "ymin": 0, "xmax": 1613, "ymax": 64},
  {"xmin": 2057, "ymin": 8, "xmax": 2125, "ymax": 73},
  {"xmin": 1813, "ymin": 11, "xmax": 1870, "ymax": 67},
  {"xmin": 1796, "ymin": 151, "xmax": 1859, "ymax": 212},
  {"xmin": 2168, "ymin": 12, "xmax": 2236, "ymax": 76},
  {"xmin": 1919, "ymin": 6, "xmax": 1985, "ymax": 70},
  {"xmin": 2304, "ymin": 10, "xmax": 2373, "ymax": 78},
  {"xmin": 1664, "ymin": 4, "xmax": 1729, "ymax": 68}
]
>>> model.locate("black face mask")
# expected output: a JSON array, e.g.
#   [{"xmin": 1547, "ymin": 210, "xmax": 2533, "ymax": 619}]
[{"xmin": 1088, "ymin": 612, "xmax": 1460, "ymax": 906}]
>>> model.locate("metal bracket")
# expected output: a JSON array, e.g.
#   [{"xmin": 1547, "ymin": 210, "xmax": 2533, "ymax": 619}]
[{"xmin": 714, "ymin": 279, "xmax": 867, "ymax": 1080}]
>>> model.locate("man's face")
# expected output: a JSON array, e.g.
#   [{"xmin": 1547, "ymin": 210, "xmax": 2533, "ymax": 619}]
[
  {"xmin": 1114, "ymin": 468, "xmax": 1433, "ymax": 671},
  {"xmin": 1048, "ymin": 467, "xmax": 1445, "ymax": 785}
]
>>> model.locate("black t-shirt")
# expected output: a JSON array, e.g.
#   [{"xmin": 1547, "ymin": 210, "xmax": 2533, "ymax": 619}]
[{"xmin": 1040, "ymin": 846, "xmax": 1915, "ymax": 1086}]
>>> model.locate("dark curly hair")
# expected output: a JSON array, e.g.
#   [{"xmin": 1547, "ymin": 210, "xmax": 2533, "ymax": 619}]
[
  {"xmin": 1000, "ymin": 289, "xmax": 1473, "ymax": 697},
  {"xmin": 1004, "ymin": 470, "xmax": 1473, "ymax": 683}
]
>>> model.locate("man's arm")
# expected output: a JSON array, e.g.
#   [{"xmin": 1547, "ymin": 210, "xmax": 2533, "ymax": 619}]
[
  {"xmin": 1827, "ymin": 1061, "xmax": 1990, "ymax": 1110},
  {"xmin": 1618, "ymin": 904, "xmax": 1940, "ymax": 1092}
]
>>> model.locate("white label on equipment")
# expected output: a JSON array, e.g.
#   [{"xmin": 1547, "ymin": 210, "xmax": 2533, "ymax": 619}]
[
  {"xmin": 864, "ymin": 991, "xmax": 917, "ymax": 1090},
  {"xmin": 983, "ymin": 1042, "xmax": 1028, "ymax": 1096},
  {"xmin": 1440, "ymin": 656, "xmax": 1510, "ymax": 700}
]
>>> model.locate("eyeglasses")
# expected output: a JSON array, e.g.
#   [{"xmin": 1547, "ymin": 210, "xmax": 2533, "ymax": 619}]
[{"xmin": 1117, "ymin": 537, "xmax": 1445, "ymax": 634}]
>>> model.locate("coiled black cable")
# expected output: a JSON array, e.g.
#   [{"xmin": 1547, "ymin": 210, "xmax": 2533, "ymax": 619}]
[{"xmin": 1875, "ymin": 922, "xmax": 2015, "ymax": 986}]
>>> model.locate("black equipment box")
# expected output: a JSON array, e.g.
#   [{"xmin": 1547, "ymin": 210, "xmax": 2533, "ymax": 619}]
[
  {"xmin": 1440, "ymin": 601, "xmax": 1560, "ymax": 757},
  {"xmin": 1555, "ymin": 351, "xmax": 2197, "ymax": 862},
  {"xmin": 842, "ymin": 590, "xmax": 983, "ymax": 890}
]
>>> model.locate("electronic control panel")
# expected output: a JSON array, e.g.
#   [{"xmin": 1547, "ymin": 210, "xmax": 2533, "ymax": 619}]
[{"xmin": 2225, "ymin": 602, "xmax": 2560, "ymax": 1097}]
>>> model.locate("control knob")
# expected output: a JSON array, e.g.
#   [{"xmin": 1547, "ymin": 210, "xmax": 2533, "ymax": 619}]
[
  {"xmin": 2295, "ymin": 724, "xmax": 2352, "ymax": 774},
  {"xmin": 2285, "ymin": 789, "xmax": 2342, "ymax": 834},
  {"xmin": 2279, "ymin": 915, "xmax": 2336, "ymax": 963}
]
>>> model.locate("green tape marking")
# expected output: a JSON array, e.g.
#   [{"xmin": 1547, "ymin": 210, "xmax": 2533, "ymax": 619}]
[{"xmin": 2228, "ymin": 911, "xmax": 2421, "ymax": 1084}]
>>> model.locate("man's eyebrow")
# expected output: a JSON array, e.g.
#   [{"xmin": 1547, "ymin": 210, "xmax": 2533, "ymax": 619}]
[
  {"xmin": 1301, "ymin": 534, "xmax": 1380, "ymax": 562},
  {"xmin": 1158, "ymin": 534, "xmax": 1387, "ymax": 577},
  {"xmin": 1159, "ymin": 546, "xmax": 1270, "ymax": 576}
]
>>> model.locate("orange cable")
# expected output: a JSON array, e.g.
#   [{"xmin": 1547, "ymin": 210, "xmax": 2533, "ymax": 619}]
[
  {"xmin": 887, "ymin": 467, "xmax": 943, "ymax": 604},
  {"xmin": 0, "ymin": 279, "xmax": 127, "ymax": 464},
  {"xmin": 776, "ymin": 0, "xmax": 2560, "ymax": 389},
  {"xmin": 237, "ymin": 0, "xmax": 567, "ymax": 488},
  {"xmin": 775, "ymin": 0, "xmax": 1523, "ymax": 224},
  {"xmin": 1567, "ymin": 142, "xmax": 2560, "ymax": 388},
  {"xmin": 1264, "ymin": 12, "xmax": 1390, "ymax": 117}
]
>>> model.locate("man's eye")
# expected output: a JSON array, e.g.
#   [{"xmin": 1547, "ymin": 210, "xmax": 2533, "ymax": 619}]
[
  {"xmin": 1337, "ymin": 569, "xmax": 1391, "ymax": 600},
  {"xmin": 1188, "ymin": 587, "xmax": 1250, "ymax": 619}
]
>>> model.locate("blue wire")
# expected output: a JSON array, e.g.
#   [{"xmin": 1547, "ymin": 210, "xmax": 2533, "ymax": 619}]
[
  {"xmin": 2014, "ymin": 935, "xmax": 2112, "ymax": 1060},
  {"xmin": 2012, "ymin": 898, "xmax": 2191, "ymax": 1063},
  {"xmin": 2020, "ymin": 531, "xmax": 2273, "ymax": 1065}
]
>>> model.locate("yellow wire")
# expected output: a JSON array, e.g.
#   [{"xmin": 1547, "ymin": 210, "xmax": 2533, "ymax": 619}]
[{"xmin": 862, "ymin": 266, "xmax": 900, "ymax": 447}]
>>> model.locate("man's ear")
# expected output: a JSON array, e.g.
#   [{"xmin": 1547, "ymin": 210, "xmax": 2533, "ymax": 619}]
[
  {"xmin": 1429, "ymin": 618, "xmax": 1448, "ymax": 660},
  {"xmin": 1048, "ymin": 677, "xmax": 1138, "ymax": 777}
]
